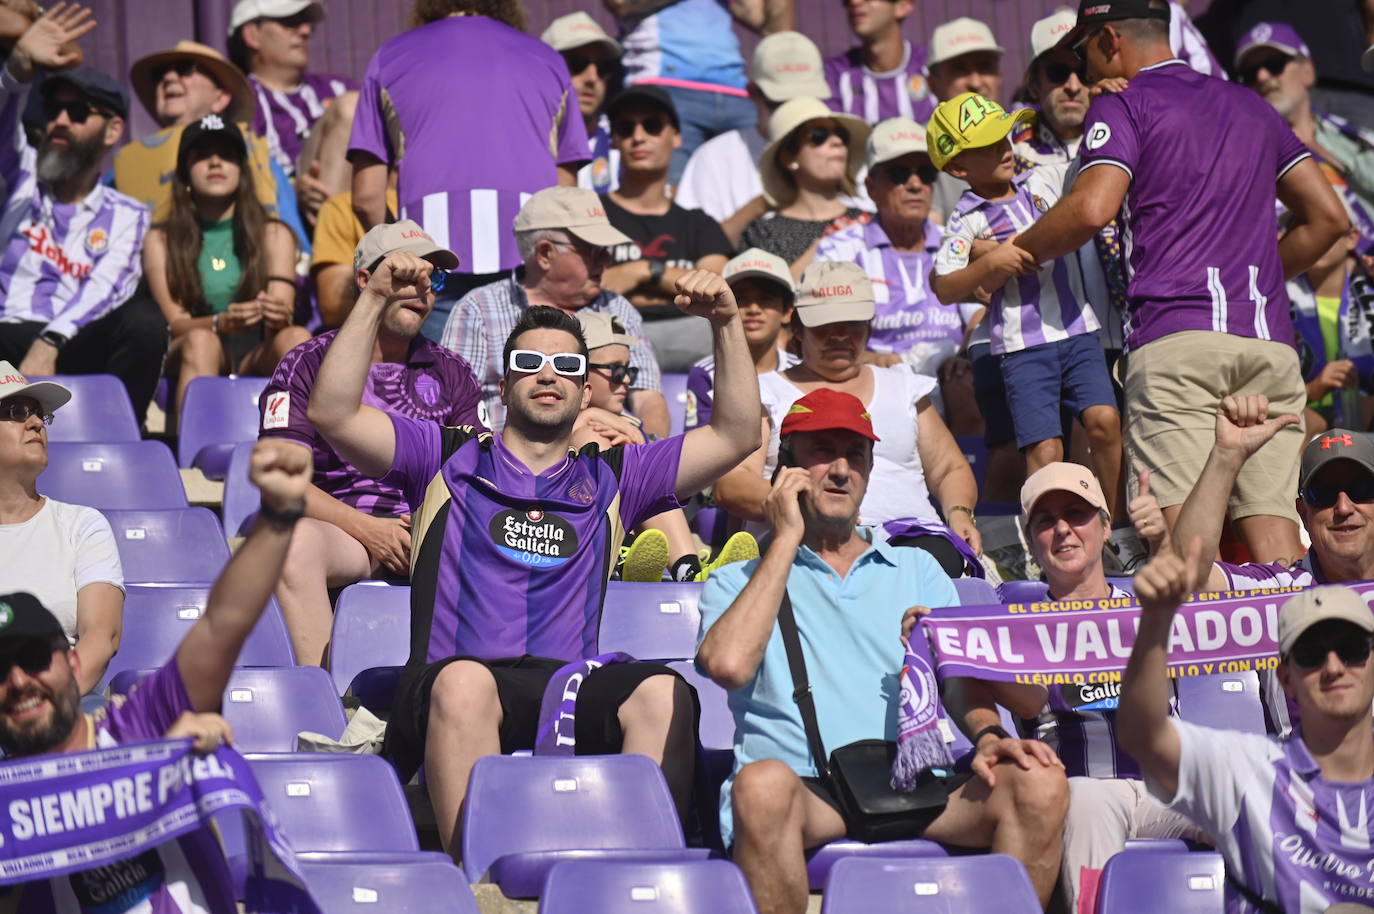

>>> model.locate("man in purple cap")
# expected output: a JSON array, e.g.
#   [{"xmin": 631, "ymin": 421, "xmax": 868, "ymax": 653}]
[
  {"xmin": 824, "ymin": 0, "xmax": 934, "ymax": 125},
  {"xmin": 1010, "ymin": 0, "xmax": 1349, "ymax": 567}
]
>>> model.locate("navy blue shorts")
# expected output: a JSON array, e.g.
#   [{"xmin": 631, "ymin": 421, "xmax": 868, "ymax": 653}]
[
  {"xmin": 1000, "ymin": 334, "xmax": 1117, "ymax": 449},
  {"xmin": 970, "ymin": 342, "xmax": 1016, "ymax": 448}
]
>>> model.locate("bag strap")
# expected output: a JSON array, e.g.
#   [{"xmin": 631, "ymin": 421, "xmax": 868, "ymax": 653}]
[
  {"xmin": 1223, "ymin": 871, "xmax": 1284, "ymax": 914},
  {"xmin": 776, "ymin": 589, "xmax": 831, "ymax": 780}
]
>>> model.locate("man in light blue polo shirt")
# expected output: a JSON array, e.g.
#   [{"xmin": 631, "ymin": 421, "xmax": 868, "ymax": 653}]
[{"xmin": 696, "ymin": 387, "xmax": 1067, "ymax": 914}]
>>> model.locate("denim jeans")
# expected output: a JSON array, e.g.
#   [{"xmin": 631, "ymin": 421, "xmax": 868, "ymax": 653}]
[{"xmin": 660, "ymin": 85, "xmax": 757, "ymax": 184}]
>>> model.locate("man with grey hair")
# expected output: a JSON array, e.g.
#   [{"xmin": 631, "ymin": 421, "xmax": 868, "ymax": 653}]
[{"xmin": 441, "ymin": 187, "xmax": 668, "ymax": 435}]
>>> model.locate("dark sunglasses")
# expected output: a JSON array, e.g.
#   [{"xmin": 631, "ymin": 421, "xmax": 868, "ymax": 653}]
[
  {"xmin": 1300, "ymin": 476, "xmax": 1374, "ymax": 509},
  {"xmin": 1288, "ymin": 633, "xmax": 1374, "ymax": 671},
  {"xmin": 0, "ymin": 640, "xmax": 59, "ymax": 678},
  {"xmin": 0, "ymin": 400, "xmax": 52, "ymax": 426},
  {"xmin": 882, "ymin": 161, "xmax": 939, "ymax": 187},
  {"xmin": 43, "ymin": 98, "xmax": 109, "ymax": 125},
  {"xmin": 1240, "ymin": 54, "xmax": 1293, "ymax": 86},
  {"xmin": 264, "ymin": 11, "xmax": 315, "ymax": 29},
  {"xmin": 1043, "ymin": 61, "xmax": 1087, "ymax": 86},
  {"xmin": 564, "ymin": 53, "xmax": 618, "ymax": 79},
  {"xmin": 155, "ymin": 60, "xmax": 199, "ymax": 82},
  {"xmin": 612, "ymin": 115, "xmax": 668, "ymax": 139},
  {"xmin": 804, "ymin": 124, "xmax": 850, "ymax": 147},
  {"xmin": 589, "ymin": 362, "xmax": 639, "ymax": 386}
]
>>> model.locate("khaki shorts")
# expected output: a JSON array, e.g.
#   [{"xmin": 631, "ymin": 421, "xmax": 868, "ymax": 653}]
[{"xmin": 1124, "ymin": 330, "xmax": 1305, "ymax": 521}]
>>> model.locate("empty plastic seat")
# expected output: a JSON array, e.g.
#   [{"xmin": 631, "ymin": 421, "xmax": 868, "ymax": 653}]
[
  {"xmin": 297, "ymin": 853, "xmax": 479, "ymax": 913},
  {"xmin": 97, "ymin": 586, "xmax": 294, "ymax": 692},
  {"xmin": 661, "ymin": 373, "xmax": 690, "ymax": 436},
  {"xmin": 220, "ymin": 443, "xmax": 259, "ymax": 537},
  {"xmin": 667, "ymin": 661, "xmax": 732, "ymax": 751},
  {"xmin": 541, "ymin": 859, "xmax": 758, "ymax": 914},
  {"xmin": 597, "ymin": 581, "xmax": 703, "ymax": 660},
  {"xmin": 329, "ymin": 584, "xmax": 412, "ymax": 695},
  {"xmin": 460, "ymin": 754, "xmax": 709, "ymax": 898},
  {"xmin": 248, "ymin": 754, "xmax": 420, "ymax": 852},
  {"xmin": 820, "ymin": 854, "xmax": 1040, "ymax": 913},
  {"xmin": 40, "ymin": 374, "xmax": 140, "ymax": 442},
  {"xmin": 805, "ymin": 840, "xmax": 947, "ymax": 891},
  {"xmin": 103, "ymin": 509, "xmax": 230, "ymax": 584},
  {"xmin": 1176, "ymin": 671, "xmax": 1266, "ymax": 734},
  {"xmin": 1096, "ymin": 850, "xmax": 1224, "ymax": 914},
  {"xmin": 42, "ymin": 442, "xmax": 186, "ymax": 509},
  {"xmin": 178, "ymin": 376, "xmax": 268, "ymax": 478},
  {"xmin": 223, "ymin": 667, "xmax": 347, "ymax": 751},
  {"xmin": 951, "ymin": 577, "xmax": 998, "ymax": 605}
]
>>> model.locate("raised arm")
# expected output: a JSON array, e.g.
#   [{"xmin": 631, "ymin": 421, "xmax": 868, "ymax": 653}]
[
  {"xmin": 1, "ymin": 3, "xmax": 92, "ymax": 181},
  {"xmin": 1012, "ymin": 164, "xmax": 1129, "ymax": 265},
  {"xmin": 176, "ymin": 439, "xmax": 312, "ymax": 712},
  {"xmin": 308, "ymin": 252, "xmax": 433, "ymax": 478},
  {"xmin": 673, "ymin": 271, "xmax": 762, "ymax": 499},
  {"xmin": 712, "ymin": 415, "xmax": 772, "ymax": 522},
  {"xmin": 1276, "ymin": 157, "xmax": 1349, "ymax": 280}
]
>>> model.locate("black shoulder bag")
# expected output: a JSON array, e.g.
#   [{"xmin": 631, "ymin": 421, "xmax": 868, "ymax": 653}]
[{"xmin": 776, "ymin": 590, "xmax": 953, "ymax": 844}]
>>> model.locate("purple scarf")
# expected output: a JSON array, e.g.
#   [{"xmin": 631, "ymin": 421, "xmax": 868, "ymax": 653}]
[
  {"xmin": 533, "ymin": 652, "xmax": 635, "ymax": 755},
  {"xmin": 892, "ymin": 636, "xmax": 955, "ymax": 791}
]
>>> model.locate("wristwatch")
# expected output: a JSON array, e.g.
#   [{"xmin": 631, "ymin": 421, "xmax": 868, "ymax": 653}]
[
  {"xmin": 38, "ymin": 329, "xmax": 68, "ymax": 351},
  {"xmin": 972, "ymin": 724, "xmax": 1010, "ymax": 748},
  {"xmin": 647, "ymin": 258, "xmax": 666, "ymax": 287}
]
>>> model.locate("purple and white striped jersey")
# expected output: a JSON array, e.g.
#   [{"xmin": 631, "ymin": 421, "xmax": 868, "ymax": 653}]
[
  {"xmin": 1078, "ymin": 60, "xmax": 1310, "ymax": 351},
  {"xmin": 259, "ymin": 331, "xmax": 484, "ymax": 516},
  {"xmin": 249, "ymin": 71, "xmax": 356, "ymax": 176},
  {"xmin": 0, "ymin": 71, "xmax": 147, "ymax": 336},
  {"xmin": 933, "ymin": 165, "xmax": 1099, "ymax": 355},
  {"xmin": 824, "ymin": 42, "xmax": 937, "ymax": 125},
  {"xmin": 1157, "ymin": 718, "xmax": 1374, "ymax": 913},
  {"xmin": 684, "ymin": 347, "xmax": 798, "ymax": 429}
]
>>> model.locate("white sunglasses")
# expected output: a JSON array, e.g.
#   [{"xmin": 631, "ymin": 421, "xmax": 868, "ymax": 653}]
[{"xmin": 507, "ymin": 350, "xmax": 587, "ymax": 377}]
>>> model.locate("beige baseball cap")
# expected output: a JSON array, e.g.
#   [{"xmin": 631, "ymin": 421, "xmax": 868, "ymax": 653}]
[
  {"xmin": 1030, "ymin": 8, "xmax": 1078, "ymax": 61},
  {"xmin": 724, "ymin": 248, "xmax": 795, "ymax": 294},
  {"xmin": 577, "ymin": 311, "xmax": 637, "ymax": 351},
  {"xmin": 540, "ymin": 11, "xmax": 621, "ymax": 58},
  {"xmin": 1278, "ymin": 585, "xmax": 1374, "ymax": 655},
  {"xmin": 750, "ymin": 31, "xmax": 830, "ymax": 102},
  {"xmin": 0, "ymin": 362, "xmax": 71, "ymax": 415},
  {"xmin": 1020, "ymin": 462, "xmax": 1109, "ymax": 520},
  {"xmin": 794, "ymin": 261, "xmax": 875, "ymax": 327},
  {"xmin": 352, "ymin": 219, "xmax": 459, "ymax": 273},
  {"xmin": 865, "ymin": 116, "xmax": 928, "ymax": 170},
  {"xmin": 928, "ymin": 17, "xmax": 1005, "ymax": 68},
  {"xmin": 514, "ymin": 187, "xmax": 632, "ymax": 249}
]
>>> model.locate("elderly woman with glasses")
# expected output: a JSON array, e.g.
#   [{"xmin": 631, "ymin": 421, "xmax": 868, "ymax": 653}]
[
  {"xmin": 739, "ymin": 98, "xmax": 871, "ymax": 272},
  {"xmin": 0, "ymin": 369, "xmax": 122, "ymax": 694}
]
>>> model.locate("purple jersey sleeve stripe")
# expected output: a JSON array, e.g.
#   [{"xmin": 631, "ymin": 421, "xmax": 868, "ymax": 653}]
[
  {"xmin": 1079, "ymin": 158, "xmax": 1134, "ymax": 178},
  {"xmin": 1276, "ymin": 150, "xmax": 1312, "ymax": 179}
]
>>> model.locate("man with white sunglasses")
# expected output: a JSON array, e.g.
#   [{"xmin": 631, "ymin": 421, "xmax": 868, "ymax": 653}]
[{"xmin": 309, "ymin": 250, "xmax": 761, "ymax": 859}]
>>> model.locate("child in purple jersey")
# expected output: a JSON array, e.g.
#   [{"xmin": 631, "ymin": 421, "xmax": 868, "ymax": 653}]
[
  {"xmin": 307, "ymin": 248, "xmax": 763, "ymax": 858},
  {"xmin": 0, "ymin": 437, "xmax": 315, "ymax": 914}
]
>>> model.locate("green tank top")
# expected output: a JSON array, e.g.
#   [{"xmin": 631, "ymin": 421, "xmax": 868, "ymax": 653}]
[{"xmin": 197, "ymin": 218, "xmax": 242, "ymax": 314}]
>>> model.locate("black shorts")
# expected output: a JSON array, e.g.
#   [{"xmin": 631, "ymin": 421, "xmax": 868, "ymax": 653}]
[
  {"xmin": 383, "ymin": 655, "xmax": 694, "ymax": 782},
  {"xmin": 800, "ymin": 767, "xmax": 975, "ymax": 841}
]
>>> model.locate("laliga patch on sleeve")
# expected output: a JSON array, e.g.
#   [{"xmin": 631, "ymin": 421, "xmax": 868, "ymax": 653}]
[
  {"xmin": 263, "ymin": 391, "xmax": 290, "ymax": 429},
  {"xmin": 1085, "ymin": 122, "xmax": 1112, "ymax": 150}
]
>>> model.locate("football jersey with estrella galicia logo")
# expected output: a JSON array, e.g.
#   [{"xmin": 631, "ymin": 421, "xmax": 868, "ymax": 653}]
[
  {"xmin": 1077, "ymin": 60, "xmax": 1311, "ymax": 351},
  {"xmin": 383, "ymin": 415, "xmax": 684, "ymax": 663}
]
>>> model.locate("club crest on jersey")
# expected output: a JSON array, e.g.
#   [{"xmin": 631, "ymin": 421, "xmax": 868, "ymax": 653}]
[
  {"xmin": 1032, "ymin": 194, "xmax": 1049, "ymax": 213},
  {"xmin": 490, "ymin": 508, "xmax": 578, "ymax": 567},
  {"xmin": 907, "ymin": 74, "xmax": 927, "ymax": 100},
  {"xmin": 84, "ymin": 227, "xmax": 108, "ymax": 255},
  {"xmin": 1085, "ymin": 122, "xmax": 1112, "ymax": 150},
  {"xmin": 947, "ymin": 237, "xmax": 970, "ymax": 258}
]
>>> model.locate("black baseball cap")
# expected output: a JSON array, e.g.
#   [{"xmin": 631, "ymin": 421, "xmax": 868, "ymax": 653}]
[
  {"xmin": 177, "ymin": 113, "xmax": 248, "ymax": 176},
  {"xmin": 41, "ymin": 67, "xmax": 129, "ymax": 120},
  {"xmin": 606, "ymin": 85, "xmax": 680, "ymax": 130},
  {"xmin": 0, "ymin": 593, "xmax": 66, "ymax": 645},
  {"xmin": 1061, "ymin": 0, "xmax": 1172, "ymax": 50},
  {"xmin": 1299, "ymin": 430, "xmax": 1374, "ymax": 488}
]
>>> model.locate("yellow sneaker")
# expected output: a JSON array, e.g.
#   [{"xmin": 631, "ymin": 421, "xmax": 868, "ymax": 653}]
[
  {"xmin": 621, "ymin": 529, "xmax": 671, "ymax": 582},
  {"xmin": 695, "ymin": 532, "xmax": 760, "ymax": 581}
]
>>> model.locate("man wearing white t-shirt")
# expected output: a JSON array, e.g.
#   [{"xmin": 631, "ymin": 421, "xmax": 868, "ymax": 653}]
[{"xmin": 1122, "ymin": 549, "xmax": 1374, "ymax": 914}]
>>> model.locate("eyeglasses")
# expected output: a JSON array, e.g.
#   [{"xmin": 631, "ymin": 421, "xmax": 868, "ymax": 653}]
[
  {"xmin": 508, "ymin": 350, "xmax": 587, "ymax": 377},
  {"xmin": 155, "ymin": 60, "xmax": 199, "ymax": 82},
  {"xmin": 1042, "ymin": 61, "xmax": 1087, "ymax": 86},
  {"xmin": 612, "ymin": 115, "xmax": 669, "ymax": 139},
  {"xmin": 1240, "ymin": 54, "xmax": 1294, "ymax": 86},
  {"xmin": 589, "ymin": 362, "xmax": 639, "ymax": 386},
  {"xmin": 1288, "ymin": 633, "xmax": 1374, "ymax": 671},
  {"xmin": 550, "ymin": 239, "xmax": 613, "ymax": 266},
  {"xmin": 0, "ymin": 640, "xmax": 59, "ymax": 678},
  {"xmin": 0, "ymin": 400, "xmax": 53, "ymax": 426},
  {"xmin": 1300, "ymin": 476, "xmax": 1374, "ymax": 509},
  {"xmin": 564, "ymin": 53, "xmax": 618, "ymax": 79},
  {"xmin": 803, "ymin": 124, "xmax": 850, "ymax": 147},
  {"xmin": 881, "ymin": 161, "xmax": 940, "ymax": 187},
  {"xmin": 42, "ymin": 98, "xmax": 109, "ymax": 125}
]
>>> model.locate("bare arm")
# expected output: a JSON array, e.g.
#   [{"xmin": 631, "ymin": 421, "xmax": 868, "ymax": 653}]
[
  {"xmin": 556, "ymin": 164, "xmax": 578, "ymax": 187},
  {"xmin": 303, "ymin": 483, "xmax": 411, "ymax": 576},
  {"xmin": 1276, "ymin": 157, "xmax": 1350, "ymax": 280},
  {"xmin": 73, "ymin": 582, "xmax": 121, "ymax": 694},
  {"xmin": 350, "ymin": 152, "xmax": 388, "ymax": 231},
  {"xmin": 915, "ymin": 397, "xmax": 981, "ymax": 553},
  {"xmin": 931, "ymin": 239, "xmax": 1038, "ymax": 304},
  {"xmin": 940, "ymin": 674, "xmax": 1058, "ymax": 788},
  {"xmin": 314, "ymin": 263, "xmax": 356, "ymax": 328},
  {"xmin": 711, "ymin": 415, "xmax": 772, "ymax": 521},
  {"xmin": 631, "ymin": 389, "xmax": 670, "ymax": 440},
  {"xmin": 1013, "ymin": 164, "xmax": 1129, "ymax": 264},
  {"xmin": 143, "ymin": 227, "xmax": 262, "ymax": 337},
  {"xmin": 176, "ymin": 439, "xmax": 312, "ymax": 711},
  {"xmin": 721, "ymin": 196, "xmax": 769, "ymax": 248}
]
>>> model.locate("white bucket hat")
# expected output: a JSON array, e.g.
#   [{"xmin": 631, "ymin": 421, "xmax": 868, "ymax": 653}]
[
  {"xmin": 758, "ymin": 98, "xmax": 870, "ymax": 207},
  {"xmin": 0, "ymin": 362, "xmax": 71, "ymax": 415}
]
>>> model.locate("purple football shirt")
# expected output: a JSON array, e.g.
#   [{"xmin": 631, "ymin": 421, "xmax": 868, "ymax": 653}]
[
  {"xmin": 348, "ymin": 17, "xmax": 590, "ymax": 275},
  {"xmin": 249, "ymin": 72, "xmax": 356, "ymax": 176},
  {"xmin": 260, "ymin": 331, "xmax": 483, "ymax": 516},
  {"xmin": 1078, "ymin": 60, "xmax": 1311, "ymax": 351},
  {"xmin": 384, "ymin": 417, "xmax": 683, "ymax": 662},
  {"xmin": 824, "ymin": 42, "xmax": 936, "ymax": 124}
]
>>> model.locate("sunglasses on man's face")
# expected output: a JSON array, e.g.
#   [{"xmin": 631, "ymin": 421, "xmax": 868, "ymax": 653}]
[
  {"xmin": 1300, "ymin": 476, "xmax": 1374, "ymax": 509},
  {"xmin": 882, "ymin": 161, "xmax": 939, "ymax": 187},
  {"xmin": 1043, "ymin": 61, "xmax": 1087, "ymax": 86},
  {"xmin": 0, "ymin": 640, "xmax": 59, "ymax": 679},
  {"xmin": 1240, "ymin": 54, "xmax": 1293, "ymax": 86},
  {"xmin": 156, "ymin": 60, "xmax": 200, "ymax": 82},
  {"xmin": 1072, "ymin": 26, "xmax": 1104, "ymax": 60},
  {"xmin": 0, "ymin": 399, "xmax": 52, "ymax": 426},
  {"xmin": 508, "ymin": 350, "xmax": 587, "ymax": 378},
  {"xmin": 1288, "ymin": 633, "xmax": 1374, "ymax": 672},
  {"xmin": 612, "ymin": 115, "xmax": 668, "ymax": 139},
  {"xmin": 564, "ymin": 53, "xmax": 618, "ymax": 79},
  {"xmin": 589, "ymin": 362, "xmax": 639, "ymax": 386},
  {"xmin": 803, "ymin": 124, "xmax": 850, "ymax": 147},
  {"xmin": 43, "ymin": 98, "xmax": 109, "ymax": 126}
]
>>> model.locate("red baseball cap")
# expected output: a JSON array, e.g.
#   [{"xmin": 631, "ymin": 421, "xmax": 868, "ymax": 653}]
[{"xmin": 779, "ymin": 388, "xmax": 880, "ymax": 442}]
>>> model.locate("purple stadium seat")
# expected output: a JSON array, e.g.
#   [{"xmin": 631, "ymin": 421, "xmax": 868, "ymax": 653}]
[
  {"xmin": 460, "ymin": 754, "xmax": 709, "ymax": 898},
  {"xmin": 805, "ymin": 840, "xmax": 947, "ymax": 891},
  {"xmin": 39, "ymin": 374, "xmax": 140, "ymax": 442},
  {"xmin": 661, "ymin": 373, "xmax": 689, "ymax": 436},
  {"xmin": 1176, "ymin": 672, "xmax": 1266, "ymax": 735},
  {"xmin": 329, "ymin": 584, "xmax": 411, "ymax": 695},
  {"xmin": 221, "ymin": 443, "xmax": 259, "ymax": 537},
  {"xmin": 540, "ymin": 860, "xmax": 758, "ymax": 914},
  {"xmin": 247, "ymin": 754, "xmax": 420, "ymax": 851},
  {"xmin": 1124, "ymin": 839, "xmax": 1191, "ymax": 852},
  {"xmin": 598, "ymin": 581, "xmax": 703, "ymax": 660},
  {"xmin": 178, "ymin": 376, "xmax": 268, "ymax": 478},
  {"xmin": 820, "ymin": 854, "xmax": 1040, "ymax": 913},
  {"xmin": 951, "ymin": 577, "xmax": 998, "ymax": 605},
  {"xmin": 955, "ymin": 435, "xmax": 988, "ymax": 492},
  {"xmin": 96, "ymin": 586, "xmax": 294, "ymax": 692},
  {"xmin": 103, "ymin": 509, "xmax": 230, "ymax": 584},
  {"xmin": 1096, "ymin": 850, "xmax": 1224, "ymax": 913},
  {"xmin": 667, "ymin": 661, "xmax": 733, "ymax": 751},
  {"xmin": 297, "ymin": 853, "xmax": 479, "ymax": 913},
  {"xmin": 41, "ymin": 441, "xmax": 186, "ymax": 509},
  {"xmin": 222, "ymin": 667, "xmax": 347, "ymax": 751},
  {"xmin": 999, "ymin": 577, "xmax": 1137, "ymax": 604}
]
